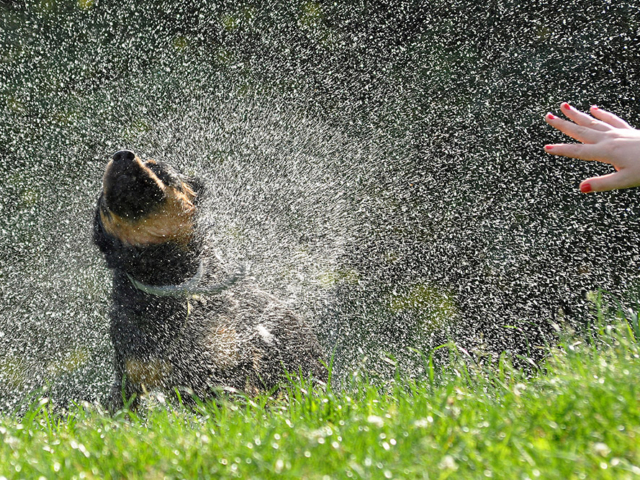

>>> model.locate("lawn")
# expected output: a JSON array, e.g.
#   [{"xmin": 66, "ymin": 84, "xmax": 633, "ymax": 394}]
[{"xmin": 1, "ymin": 294, "xmax": 640, "ymax": 479}]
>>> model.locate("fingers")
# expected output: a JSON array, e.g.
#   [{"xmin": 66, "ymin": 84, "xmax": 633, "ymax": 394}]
[
  {"xmin": 589, "ymin": 105, "xmax": 632, "ymax": 129},
  {"xmin": 544, "ymin": 103, "xmax": 640, "ymax": 193},
  {"xmin": 543, "ymin": 143, "xmax": 613, "ymax": 164},
  {"xmin": 559, "ymin": 103, "xmax": 612, "ymax": 131},
  {"xmin": 545, "ymin": 112, "xmax": 606, "ymax": 144},
  {"xmin": 581, "ymin": 171, "xmax": 639, "ymax": 193}
]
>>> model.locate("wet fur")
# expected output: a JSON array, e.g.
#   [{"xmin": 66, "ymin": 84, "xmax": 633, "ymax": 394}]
[{"xmin": 94, "ymin": 154, "xmax": 327, "ymax": 410}]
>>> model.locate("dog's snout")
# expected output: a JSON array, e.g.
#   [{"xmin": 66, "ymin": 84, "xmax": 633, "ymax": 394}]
[{"xmin": 113, "ymin": 150, "xmax": 136, "ymax": 163}]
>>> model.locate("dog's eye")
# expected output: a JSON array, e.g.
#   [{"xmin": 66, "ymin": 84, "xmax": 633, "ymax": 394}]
[{"xmin": 146, "ymin": 162, "xmax": 182, "ymax": 189}]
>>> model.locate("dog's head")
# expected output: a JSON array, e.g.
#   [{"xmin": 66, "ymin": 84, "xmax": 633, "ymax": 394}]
[{"xmin": 94, "ymin": 150, "xmax": 205, "ymax": 281}]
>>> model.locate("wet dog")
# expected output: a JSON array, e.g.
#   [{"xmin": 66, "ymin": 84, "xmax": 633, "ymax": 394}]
[{"xmin": 93, "ymin": 150, "xmax": 327, "ymax": 410}]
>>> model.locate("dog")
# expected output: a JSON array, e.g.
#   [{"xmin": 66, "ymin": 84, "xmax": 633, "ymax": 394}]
[{"xmin": 93, "ymin": 150, "xmax": 327, "ymax": 410}]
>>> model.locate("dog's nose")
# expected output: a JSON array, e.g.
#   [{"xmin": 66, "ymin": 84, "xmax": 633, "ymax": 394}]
[{"xmin": 113, "ymin": 150, "xmax": 136, "ymax": 163}]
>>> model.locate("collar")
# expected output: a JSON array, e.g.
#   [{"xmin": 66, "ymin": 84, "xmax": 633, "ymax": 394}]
[{"xmin": 126, "ymin": 260, "xmax": 247, "ymax": 297}]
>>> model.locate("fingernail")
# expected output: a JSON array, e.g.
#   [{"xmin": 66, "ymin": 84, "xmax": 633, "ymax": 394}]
[
  {"xmin": 591, "ymin": 105, "xmax": 598, "ymax": 110},
  {"xmin": 580, "ymin": 183, "xmax": 592, "ymax": 193},
  {"xmin": 547, "ymin": 113, "xmax": 556, "ymax": 120},
  {"xmin": 544, "ymin": 145, "xmax": 554, "ymax": 151},
  {"xmin": 562, "ymin": 102, "xmax": 571, "ymax": 110}
]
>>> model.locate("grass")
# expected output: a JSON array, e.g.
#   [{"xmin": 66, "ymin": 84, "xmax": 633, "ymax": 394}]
[{"xmin": 2, "ymin": 293, "xmax": 640, "ymax": 479}]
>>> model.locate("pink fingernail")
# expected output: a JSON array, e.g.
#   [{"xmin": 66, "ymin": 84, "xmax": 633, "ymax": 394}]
[
  {"xmin": 591, "ymin": 105, "xmax": 598, "ymax": 110},
  {"xmin": 562, "ymin": 102, "xmax": 571, "ymax": 110},
  {"xmin": 547, "ymin": 113, "xmax": 556, "ymax": 120},
  {"xmin": 580, "ymin": 183, "xmax": 592, "ymax": 193},
  {"xmin": 544, "ymin": 145, "xmax": 554, "ymax": 151}
]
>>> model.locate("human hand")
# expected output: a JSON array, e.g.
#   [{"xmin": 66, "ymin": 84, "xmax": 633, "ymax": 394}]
[{"xmin": 544, "ymin": 103, "xmax": 640, "ymax": 193}]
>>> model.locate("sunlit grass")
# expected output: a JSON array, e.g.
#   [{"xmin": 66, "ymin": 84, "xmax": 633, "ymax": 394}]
[{"xmin": 2, "ymin": 295, "xmax": 640, "ymax": 478}]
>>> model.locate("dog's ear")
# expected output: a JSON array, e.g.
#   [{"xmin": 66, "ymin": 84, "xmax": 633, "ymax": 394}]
[
  {"xmin": 185, "ymin": 176, "xmax": 206, "ymax": 205},
  {"xmin": 93, "ymin": 194, "xmax": 122, "ymax": 267},
  {"xmin": 93, "ymin": 195, "xmax": 108, "ymax": 249}
]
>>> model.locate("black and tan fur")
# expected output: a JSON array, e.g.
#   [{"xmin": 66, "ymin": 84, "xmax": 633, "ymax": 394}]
[{"xmin": 93, "ymin": 150, "xmax": 326, "ymax": 410}]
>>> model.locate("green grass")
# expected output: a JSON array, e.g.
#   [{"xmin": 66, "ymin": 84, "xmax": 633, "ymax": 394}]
[{"xmin": 2, "ymin": 296, "xmax": 640, "ymax": 479}]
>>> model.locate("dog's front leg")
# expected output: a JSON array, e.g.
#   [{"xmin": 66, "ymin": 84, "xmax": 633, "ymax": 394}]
[{"xmin": 109, "ymin": 366, "xmax": 140, "ymax": 413}]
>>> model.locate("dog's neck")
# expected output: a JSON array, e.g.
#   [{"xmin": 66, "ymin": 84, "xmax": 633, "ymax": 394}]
[
  {"xmin": 126, "ymin": 259, "xmax": 205, "ymax": 296},
  {"xmin": 102, "ymin": 233, "xmax": 247, "ymax": 299},
  {"xmin": 126, "ymin": 259, "xmax": 247, "ymax": 297},
  {"xmin": 102, "ymin": 237, "xmax": 202, "ymax": 285}
]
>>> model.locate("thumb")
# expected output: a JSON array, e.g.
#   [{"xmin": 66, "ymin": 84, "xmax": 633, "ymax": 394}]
[{"xmin": 581, "ymin": 171, "xmax": 637, "ymax": 193}]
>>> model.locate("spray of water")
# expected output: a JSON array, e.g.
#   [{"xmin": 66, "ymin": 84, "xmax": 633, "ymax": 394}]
[{"xmin": 1, "ymin": 1, "xmax": 640, "ymax": 409}]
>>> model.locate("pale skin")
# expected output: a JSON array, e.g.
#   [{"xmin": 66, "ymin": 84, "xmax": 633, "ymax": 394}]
[{"xmin": 544, "ymin": 103, "xmax": 640, "ymax": 193}]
